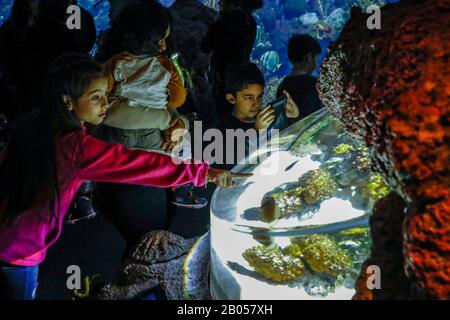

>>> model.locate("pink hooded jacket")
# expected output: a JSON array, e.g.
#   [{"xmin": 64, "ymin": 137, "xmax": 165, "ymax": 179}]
[{"xmin": 0, "ymin": 129, "xmax": 208, "ymax": 266}]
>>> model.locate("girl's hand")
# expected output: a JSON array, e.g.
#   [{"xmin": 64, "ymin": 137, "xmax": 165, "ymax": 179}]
[
  {"xmin": 284, "ymin": 90, "xmax": 300, "ymax": 119},
  {"xmin": 206, "ymin": 168, "xmax": 253, "ymax": 188},
  {"xmin": 255, "ymin": 105, "xmax": 275, "ymax": 131},
  {"xmin": 162, "ymin": 116, "xmax": 185, "ymax": 152}
]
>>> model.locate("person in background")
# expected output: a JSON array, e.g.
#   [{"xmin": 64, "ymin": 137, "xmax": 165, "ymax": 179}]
[
  {"xmin": 276, "ymin": 34, "xmax": 325, "ymax": 128},
  {"xmin": 93, "ymin": 0, "xmax": 201, "ymax": 253},
  {"xmin": 0, "ymin": 0, "xmax": 98, "ymax": 224},
  {"xmin": 215, "ymin": 62, "xmax": 299, "ymax": 170},
  {"xmin": 201, "ymin": 0, "xmax": 263, "ymax": 120},
  {"xmin": 0, "ymin": 0, "xmax": 97, "ymax": 119}
]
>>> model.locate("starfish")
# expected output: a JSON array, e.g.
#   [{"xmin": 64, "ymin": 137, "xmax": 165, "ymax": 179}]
[{"xmin": 96, "ymin": 230, "xmax": 211, "ymax": 300}]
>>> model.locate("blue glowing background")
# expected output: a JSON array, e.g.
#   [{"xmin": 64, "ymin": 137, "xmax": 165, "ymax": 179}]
[{"xmin": 0, "ymin": 0, "xmax": 398, "ymax": 92}]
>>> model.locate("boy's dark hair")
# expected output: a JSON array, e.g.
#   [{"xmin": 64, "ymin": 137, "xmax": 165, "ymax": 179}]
[
  {"xmin": 288, "ymin": 34, "xmax": 322, "ymax": 63},
  {"xmin": 96, "ymin": 0, "xmax": 171, "ymax": 62},
  {"xmin": 225, "ymin": 63, "xmax": 265, "ymax": 96}
]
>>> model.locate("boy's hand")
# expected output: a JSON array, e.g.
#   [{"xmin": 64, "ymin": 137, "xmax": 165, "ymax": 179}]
[
  {"xmin": 255, "ymin": 105, "xmax": 275, "ymax": 131},
  {"xmin": 284, "ymin": 90, "xmax": 300, "ymax": 118},
  {"xmin": 206, "ymin": 168, "xmax": 253, "ymax": 188},
  {"xmin": 162, "ymin": 116, "xmax": 185, "ymax": 152}
]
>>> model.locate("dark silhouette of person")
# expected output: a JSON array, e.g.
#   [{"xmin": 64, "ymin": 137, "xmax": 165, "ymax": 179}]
[
  {"xmin": 277, "ymin": 34, "xmax": 325, "ymax": 127},
  {"xmin": 201, "ymin": 0, "xmax": 263, "ymax": 120},
  {"xmin": 0, "ymin": 0, "xmax": 97, "ymax": 119}
]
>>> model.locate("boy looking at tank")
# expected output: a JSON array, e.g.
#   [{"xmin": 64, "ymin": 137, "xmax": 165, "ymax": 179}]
[
  {"xmin": 213, "ymin": 62, "xmax": 298, "ymax": 170},
  {"xmin": 277, "ymin": 34, "xmax": 325, "ymax": 127}
]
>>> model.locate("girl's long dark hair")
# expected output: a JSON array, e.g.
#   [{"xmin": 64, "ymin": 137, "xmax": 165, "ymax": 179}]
[
  {"xmin": 0, "ymin": 53, "xmax": 104, "ymax": 225},
  {"xmin": 96, "ymin": 0, "xmax": 171, "ymax": 63}
]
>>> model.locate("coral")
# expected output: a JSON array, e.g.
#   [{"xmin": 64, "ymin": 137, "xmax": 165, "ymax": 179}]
[
  {"xmin": 298, "ymin": 169, "xmax": 338, "ymax": 204},
  {"xmin": 319, "ymin": 0, "xmax": 449, "ymax": 298},
  {"xmin": 290, "ymin": 115, "xmax": 333, "ymax": 157},
  {"xmin": 260, "ymin": 168, "xmax": 337, "ymax": 222},
  {"xmin": 322, "ymin": 140, "xmax": 372, "ymax": 188},
  {"xmin": 244, "ymin": 229, "xmax": 369, "ymax": 294},
  {"xmin": 97, "ymin": 231, "xmax": 211, "ymax": 300},
  {"xmin": 318, "ymin": 0, "xmax": 450, "ymax": 205},
  {"xmin": 282, "ymin": 243, "xmax": 304, "ymax": 258},
  {"xmin": 267, "ymin": 186, "xmax": 304, "ymax": 220},
  {"xmin": 355, "ymin": 147, "xmax": 370, "ymax": 170},
  {"xmin": 336, "ymin": 227, "xmax": 371, "ymax": 266},
  {"xmin": 292, "ymin": 235, "xmax": 353, "ymax": 277},
  {"xmin": 324, "ymin": 8, "xmax": 347, "ymax": 36},
  {"xmin": 353, "ymin": 193, "xmax": 411, "ymax": 300},
  {"xmin": 292, "ymin": 270, "xmax": 338, "ymax": 297},
  {"xmin": 340, "ymin": 227, "xmax": 369, "ymax": 238},
  {"xmin": 364, "ymin": 175, "xmax": 391, "ymax": 201},
  {"xmin": 404, "ymin": 198, "xmax": 450, "ymax": 299},
  {"xmin": 333, "ymin": 143, "xmax": 354, "ymax": 154},
  {"xmin": 243, "ymin": 245, "xmax": 305, "ymax": 282}
]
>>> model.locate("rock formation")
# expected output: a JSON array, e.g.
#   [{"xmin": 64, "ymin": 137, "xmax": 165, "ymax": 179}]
[{"xmin": 318, "ymin": 0, "xmax": 450, "ymax": 299}]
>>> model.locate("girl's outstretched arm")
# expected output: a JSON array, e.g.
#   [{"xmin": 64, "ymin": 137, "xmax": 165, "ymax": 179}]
[{"xmin": 71, "ymin": 131, "xmax": 208, "ymax": 188}]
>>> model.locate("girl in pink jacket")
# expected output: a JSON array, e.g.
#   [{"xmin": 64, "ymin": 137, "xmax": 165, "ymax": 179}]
[{"xmin": 0, "ymin": 54, "xmax": 242, "ymax": 300}]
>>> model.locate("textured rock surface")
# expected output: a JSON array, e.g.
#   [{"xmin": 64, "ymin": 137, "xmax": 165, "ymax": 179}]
[
  {"xmin": 243, "ymin": 245, "xmax": 305, "ymax": 282},
  {"xmin": 319, "ymin": 0, "xmax": 449, "ymax": 204},
  {"xmin": 404, "ymin": 198, "xmax": 450, "ymax": 299},
  {"xmin": 97, "ymin": 230, "xmax": 211, "ymax": 300},
  {"xmin": 318, "ymin": 0, "xmax": 450, "ymax": 299},
  {"xmin": 352, "ymin": 193, "xmax": 411, "ymax": 300}
]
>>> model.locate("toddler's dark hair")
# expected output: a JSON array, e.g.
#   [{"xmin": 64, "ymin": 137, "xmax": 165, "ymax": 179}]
[
  {"xmin": 96, "ymin": 0, "xmax": 171, "ymax": 62},
  {"xmin": 288, "ymin": 34, "xmax": 322, "ymax": 64}
]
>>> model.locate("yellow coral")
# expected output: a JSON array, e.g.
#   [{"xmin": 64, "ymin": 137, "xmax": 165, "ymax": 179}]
[
  {"xmin": 355, "ymin": 146, "xmax": 371, "ymax": 170},
  {"xmin": 298, "ymin": 169, "xmax": 338, "ymax": 204},
  {"xmin": 243, "ymin": 246, "xmax": 305, "ymax": 282},
  {"xmin": 293, "ymin": 235, "xmax": 353, "ymax": 277},
  {"xmin": 271, "ymin": 187, "xmax": 304, "ymax": 217},
  {"xmin": 340, "ymin": 227, "xmax": 370, "ymax": 237},
  {"xmin": 333, "ymin": 143, "xmax": 354, "ymax": 154},
  {"xmin": 261, "ymin": 169, "xmax": 338, "ymax": 222},
  {"xmin": 282, "ymin": 243, "xmax": 304, "ymax": 258},
  {"xmin": 366, "ymin": 175, "xmax": 390, "ymax": 200}
]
